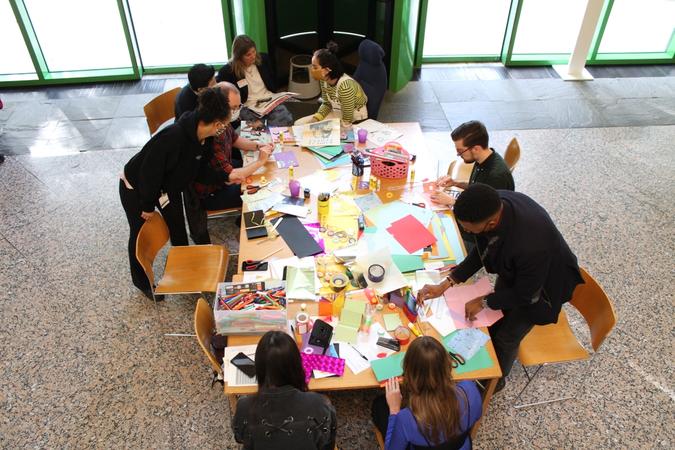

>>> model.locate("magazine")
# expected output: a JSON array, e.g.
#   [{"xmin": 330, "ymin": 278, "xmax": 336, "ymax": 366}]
[
  {"xmin": 247, "ymin": 92, "xmax": 298, "ymax": 117},
  {"xmin": 293, "ymin": 118, "xmax": 341, "ymax": 147}
]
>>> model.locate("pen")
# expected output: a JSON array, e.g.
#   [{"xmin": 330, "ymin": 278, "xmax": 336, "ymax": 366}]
[{"xmin": 350, "ymin": 344, "xmax": 369, "ymax": 362}]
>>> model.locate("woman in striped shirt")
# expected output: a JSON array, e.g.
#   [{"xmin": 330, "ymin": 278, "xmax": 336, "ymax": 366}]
[{"xmin": 295, "ymin": 42, "xmax": 368, "ymax": 127}]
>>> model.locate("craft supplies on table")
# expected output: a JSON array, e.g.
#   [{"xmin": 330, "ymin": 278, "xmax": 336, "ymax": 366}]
[{"xmin": 214, "ymin": 282, "xmax": 288, "ymax": 334}]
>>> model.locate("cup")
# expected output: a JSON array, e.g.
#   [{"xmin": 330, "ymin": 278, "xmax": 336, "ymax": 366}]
[
  {"xmin": 289, "ymin": 179, "xmax": 301, "ymax": 197},
  {"xmin": 357, "ymin": 128, "xmax": 368, "ymax": 144}
]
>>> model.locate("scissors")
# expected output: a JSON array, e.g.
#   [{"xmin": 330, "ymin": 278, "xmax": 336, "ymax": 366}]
[
  {"xmin": 448, "ymin": 351, "xmax": 466, "ymax": 368},
  {"xmin": 245, "ymin": 180, "xmax": 271, "ymax": 194},
  {"xmin": 242, "ymin": 248, "xmax": 282, "ymax": 271}
]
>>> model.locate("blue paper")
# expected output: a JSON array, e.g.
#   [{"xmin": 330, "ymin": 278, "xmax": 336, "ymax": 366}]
[
  {"xmin": 443, "ymin": 328, "xmax": 490, "ymax": 361},
  {"xmin": 365, "ymin": 201, "xmax": 434, "ymax": 230},
  {"xmin": 362, "ymin": 226, "xmax": 423, "ymax": 256},
  {"xmin": 440, "ymin": 217, "xmax": 466, "ymax": 264}
]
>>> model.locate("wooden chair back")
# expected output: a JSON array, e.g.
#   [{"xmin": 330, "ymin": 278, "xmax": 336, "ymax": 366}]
[
  {"xmin": 194, "ymin": 297, "xmax": 223, "ymax": 376},
  {"xmin": 446, "ymin": 160, "xmax": 457, "ymax": 177},
  {"xmin": 569, "ymin": 268, "xmax": 617, "ymax": 351},
  {"xmin": 135, "ymin": 212, "xmax": 170, "ymax": 288},
  {"xmin": 143, "ymin": 87, "xmax": 181, "ymax": 135},
  {"xmin": 504, "ymin": 138, "xmax": 521, "ymax": 172}
]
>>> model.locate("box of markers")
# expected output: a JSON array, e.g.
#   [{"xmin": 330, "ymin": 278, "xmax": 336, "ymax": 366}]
[{"xmin": 214, "ymin": 281, "xmax": 288, "ymax": 335}]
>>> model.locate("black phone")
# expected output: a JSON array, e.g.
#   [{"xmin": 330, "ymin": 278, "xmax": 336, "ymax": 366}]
[{"xmin": 230, "ymin": 352, "xmax": 256, "ymax": 378}]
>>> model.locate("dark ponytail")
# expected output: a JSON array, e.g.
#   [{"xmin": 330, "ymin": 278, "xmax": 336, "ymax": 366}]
[
  {"xmin": 196, "ymin": 87, "xmax": 230, "ymax": 124},
  {"xmin": 314, "ymin": 41, "xmax": 344, "ymax": 80}
]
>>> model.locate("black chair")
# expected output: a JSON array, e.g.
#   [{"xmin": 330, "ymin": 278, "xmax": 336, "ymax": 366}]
[{"xmin": 353, "ymin": 39, "xmax": 387, "ymax": 120}]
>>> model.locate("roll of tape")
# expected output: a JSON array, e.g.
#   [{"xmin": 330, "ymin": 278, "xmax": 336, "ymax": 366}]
[
  {"xmin": 303, "ymin": 347, "xmax": 314, "ymax": 354},
  {"xmin": 330, "ymin": 273, "xmax": 349, "ymax": 291},
  {"xmin": 296, "ymin": 312, "xmax": 309, "ymax": 335},
  {"xmin": 368, "ymin": 264, "xmax": 385, "ymax": 282},
  {"xmin": 393, "ymin": 326, "xmax": 411, "ymax": 345}
]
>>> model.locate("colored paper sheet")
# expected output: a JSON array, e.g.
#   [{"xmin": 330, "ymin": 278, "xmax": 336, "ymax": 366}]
[
  {"xmin": 276, "ymin": 216, "xmax": 323, "ymax": 258},
  {"xmin": 343, "ymin": 298, "xmax": 366, "ymax": 314},
  {"xmin": 444, "ymin": 277, "xmax": 503, "ymax": 329},
  {"xmin": 329, "ymin": 195, "xmax": 362, "ymax": 217},
  {"xmin": 340, "ymin": 308, "xmax": 362, "ymax": 328},
  {"xmin": 286, "ymin": 265, "xmax": 317, "ymax": 300},
  {"xmin": 452, "ymin": 346, "xmax": 494, "ymax": 375},
  {"xmin": 365, "ymin": 200, "xmax": 434, "ymax": 230},
  {"xmin": 383, "ymin": 314, "xmax": 402, "ymax": 331},
  {"xmin": 307, "ymin": 145, "xmax": 344, "ymax": 159},
  {"xmin": 333, "ymin": 323, "xmax": 359, "ymax": 344},
  {"xmin": 391, "ymin": 255, "xmax": 424, "ymax": 273},
  {"xmin": 362, "ymin": 226, "xmax": 423, "ymax": 256},
  {"xmin": 353, "ymin": 192, "xmax": 383, "ymax": 212},
  {"xmin": 440, "ymin": 217, "xmax": 466, "ymax": 264},
  {"xmin": 386, "ymin": 214, "xmax": 437, "ymax": 254},
  {"xmin": 274, "ymin": 151, "xmax": 299, "ymax": 168},
  {"xmin": 444, "ymin": 328, "xmax": 490, "ymax": 361},
  {"xmin": 370, "ymin": 351, "xmax": 406, "ymax": 382}
]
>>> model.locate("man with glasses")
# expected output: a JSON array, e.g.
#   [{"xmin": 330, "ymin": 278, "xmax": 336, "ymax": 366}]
[
  {"xmin": 419, "ymin": 184, "xmax": 583, "ymax": 393},
  {"xmin": 184, "ymin": 82, "xmax": 273, "ymax": 244}
]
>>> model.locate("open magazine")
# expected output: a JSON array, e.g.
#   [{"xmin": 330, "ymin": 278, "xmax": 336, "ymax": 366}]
[{"xmin": 247, "ymin": 92, "xmax": 298, "ymax": 117}]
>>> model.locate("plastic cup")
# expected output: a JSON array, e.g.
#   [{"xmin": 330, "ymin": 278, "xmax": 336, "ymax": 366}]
[
  {"xmin": 357, "ymin": 128, "xmax": 368, "ymax": 144},
  {"xmin": 289, "ymin": 179, "xmax": 301, "ymax": 197}
]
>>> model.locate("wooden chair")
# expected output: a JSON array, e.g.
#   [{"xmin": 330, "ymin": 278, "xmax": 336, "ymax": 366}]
[
  {"xmin": 446, "ymin": 160, "xmax": 457, "ymax": 177},
  {"xmin": 504, "ymin": 137, "xmax": 521, "ymax": 173},
  {"xmin": 374, "ymin": 426, "xmax": 385, "ymax": 449},
  {"xmin": 135, "ymin": 212, "xmax": 228, "ymax": 300},
  {"xmin": 515, "ymin": 267, "xmax": 617, "ymax": 408},
  {"xmin": 143, "ymin": 87, "xmax": 181, "ymax": 135},
  {"xmin": 194, "ymin": 297, "xmax": 224, "ymax": 386}
]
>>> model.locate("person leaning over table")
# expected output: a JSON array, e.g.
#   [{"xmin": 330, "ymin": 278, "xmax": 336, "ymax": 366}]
[
  {"xmin": 186, "ymin": 82, "xmax": 274, "ymax": 244},
  {"xmin": 232, "ymin": 331, "xmax": 337, "ymax": 450},
  {"xmin": 294, "ymin": 41, "xmax": 368, "ymax": 127},
  {"xmin": 418, "ymin": 183, "xmax": 584, "ymax": 394},
  {"xmin": 119, "ymin": 87, "xmax": 230, "ymax": 301},
  {"xmin": 174, "ymin": 63, "xmax": 216, "ymax": 121},
  {"xmin": 217, "ymin": 34, "xmax": 293, "ymax": 128},
  {"xmin": 371, "ymin": 336, "xmax": 482, "ymax": 450}
]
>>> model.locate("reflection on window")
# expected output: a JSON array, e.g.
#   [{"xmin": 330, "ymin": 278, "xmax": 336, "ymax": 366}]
[
  {"xmin": 599, "ymin": 0, "xmax": 675, "ymax": 53},
  {"xmin": 23, "ymin": 0, "xmax": 131, "ymax": 72},
  {"xmin": 0, "ymin": 2, "xmax": 35, "ymax": 75},
  {"xmin": 128, "ymin": 0, "xmax": 228, "ymax": 68},
  {"xmin": 423, "ymin": 0, "xmax": 511, "ymax": 56},
  {"xmin": 513, "ymin": 0, "xmax": 587, "ymax": 54}
]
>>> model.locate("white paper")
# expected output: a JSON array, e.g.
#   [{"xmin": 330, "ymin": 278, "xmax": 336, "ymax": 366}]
[
  {"xmin": 355, "ymin": 119, "xmax": 404, "ymax": 147},
  {"xmin": 272, "ymin": 203, "xmax": 308, "ymax": 218},
  {"xmin": 268, "ymin": 256, "xmax": 300, "ymax": 279},
  {"xmin": 223, "ymin": 345, "xmax": 258, "ymax": 387},
  {"xmin": 242, "ymin": 270, "xmax": 271, "ymax": 282},
  {"xmin": 354, "ymin": 246, "xmax": 408, "ymax": 296},
  {"xmin": 423, "ymin": 296, "xmax": 456, "ymax": 337},
  {"xmin": 353, "ymin": 322, "xmax": 395, "ymax": 361},
  {"xmin": 335, "ymin": 343, "xmax": 371, "ymax": 375},
  {"xmin": 413, "ymin": 269, "xmax": 442, "ymax": 292}
]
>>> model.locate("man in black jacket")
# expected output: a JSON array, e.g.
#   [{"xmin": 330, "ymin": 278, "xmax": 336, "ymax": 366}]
[
  {"xmin": 174, "ymin": 64, "xmax": 216, "ymax": 121},
  {"xmin": 419, "ymin": 184, "xmax": 583, "ymax": 390}
]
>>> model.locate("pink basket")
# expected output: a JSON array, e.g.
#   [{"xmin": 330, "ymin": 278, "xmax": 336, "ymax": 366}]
[{"xmin": 370, "ymin": 142, "xmax": 410, "ymax": 179}]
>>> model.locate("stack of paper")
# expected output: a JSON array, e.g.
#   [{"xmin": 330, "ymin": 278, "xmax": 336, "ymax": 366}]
[
  {"xmin": 355, "ymin": 119, "xmax": 404, "ymax": 147},
  {"xmin": 333, "ymin": 299, "xmax": 365, "ymax": 344},
  {"xmin": 293, "ymin": 118, "xmax": 340, "ymax": 147},
  {"xmin": 386, "ymin": 214, "xmax": 437, "ymax": 254}
]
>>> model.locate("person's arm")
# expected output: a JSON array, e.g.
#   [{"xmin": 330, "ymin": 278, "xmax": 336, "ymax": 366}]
[
  {"xmin": 485, "ymin": 171, "xmax": 515, "ymax": 191},
  {"xmin": 448, "ymin": 243, "xmax": 483, "ymax": 283},
  {"xmin": 385, "ymin": 410, "xmax": 414, "ymax": 450},
  {"xmin": 457, "ymin": 381, "xmax": 483, "ymax": 430},
  {"xmin": 451, "ymin": 181, "xmax": 470, "ymax": 190},
  {"xmin": 486, "ymin": 250, "xmax": 550, "ymax": 310},
  {"xmin": 337, "ymin": 79, "xmax": 358, "ymax": 124},
  {"xmin": 314, "ymin": 82, "xmax": 332, "ymax": 121}
]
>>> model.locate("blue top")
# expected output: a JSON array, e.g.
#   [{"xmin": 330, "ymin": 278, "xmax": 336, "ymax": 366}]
[{"xmin": 385, "ymin": 381, "xmax": 482, "ymax": 450}]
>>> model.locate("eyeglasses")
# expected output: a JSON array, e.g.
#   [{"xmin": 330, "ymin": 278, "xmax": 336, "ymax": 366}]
[{"xmin": 456, "ymin": 145, "xmax": 474, "ymax": 156}]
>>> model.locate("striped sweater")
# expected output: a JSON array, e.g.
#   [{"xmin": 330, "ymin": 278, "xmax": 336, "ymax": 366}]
[{"xmin": 314, "ymin": 75, "xmax": 368, "ymax": 123}]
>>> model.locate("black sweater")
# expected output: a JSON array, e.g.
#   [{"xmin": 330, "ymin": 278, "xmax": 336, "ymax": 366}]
[
  {"xmin": 123, "ymin": 111, "xmax": 228, "ymax": 212},
  {"xmin": 173, "ymin": 84, "xmax": 198, "ymax": 121},
  {"xmin": 451, "ymin": 190, "xmax": 583, "ymax": 325},
  {"xmin": 216, "ymin": 53, "xmax": 277, "ymax": 104}
]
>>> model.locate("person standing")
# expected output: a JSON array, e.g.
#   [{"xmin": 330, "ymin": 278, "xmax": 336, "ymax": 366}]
[
  {"xmin": 419, "ymin": 184, "xmax": 583, "ymax": 392},
  {"xmin": 119, "ymin": 87, "xmax": 230, "ymax": 300}
]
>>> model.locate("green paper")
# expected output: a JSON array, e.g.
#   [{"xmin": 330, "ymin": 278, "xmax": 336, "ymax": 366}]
[
  {"xmin": 340, "ymin": 308, "xmax": 362, "ymax": 328},
  {"xmin": 392, "ymin": 255, "xmax": 425, "ymax": 273},
  {"xmin": 343, "ymin": 299, "xmax": 366, "ymax": 314},
  {"xmin": 333, "ymin": 323, "xmax": 359, "ymax": 344},
  {"xmin": 286, "ymin": 266, "xmax": 316, "ymax": 299},
  {"xmin": 383, "ymin": 313, "xmax": 403, "ymax": 330},
  {"xmin": 370, "ymin": 351, "xmax": 406, "ymax": 381},
  {"xmin": 453, "ymin": 346, "xmax": 494, "ymax": 374}
]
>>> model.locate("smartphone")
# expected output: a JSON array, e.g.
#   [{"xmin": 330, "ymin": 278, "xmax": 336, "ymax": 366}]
[{"xmin": 230, "ymin": 352, "xmax": 256, "ymax": 378}]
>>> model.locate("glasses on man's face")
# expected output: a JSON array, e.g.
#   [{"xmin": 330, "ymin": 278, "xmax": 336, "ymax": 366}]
[{"xmin": 456, "ymin": 145, "xmax": 474, "ymax": 156}]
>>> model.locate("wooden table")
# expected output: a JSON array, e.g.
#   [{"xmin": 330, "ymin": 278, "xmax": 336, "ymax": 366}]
[{"xmin": 226, "ymin": 123, "xmax": 502, "ymax": 438}]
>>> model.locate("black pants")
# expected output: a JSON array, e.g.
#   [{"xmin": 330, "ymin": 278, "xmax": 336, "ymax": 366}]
[
  {"xmin": 488, "ymin": 306, "xmax": 534, "ymax": 377},
  {"xmin": 371, "ymin": 394, "xmax": 390, "ymax": 440},
  {"xmin": 119, "ymin": 180, "xmax": 189, "ymax": 291}
]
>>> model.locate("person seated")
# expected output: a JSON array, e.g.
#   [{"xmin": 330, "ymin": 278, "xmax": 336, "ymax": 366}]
[
  {"xmin": 187, "ymin": 82, "xmax": 273, "ymax": 244},
  {"xmin": 232, "ymin": 331, "xmax": 337, "ymax": 450},
  {"xmin": 371, "ymin": 336, "xmax": 482, "ymax": 450},
  {"xmin": 174, "ymin": 63, "xmax": 216, "ymax": 121},
  {"xmin": 295, "ymin": 41, "xmax": 368, "ymax": 128},
  {"xmin": 217, "ymin": 34, "xmax": 293, "ymax": 127}
]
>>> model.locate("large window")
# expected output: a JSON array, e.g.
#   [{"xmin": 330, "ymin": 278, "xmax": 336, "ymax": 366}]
[
  {"xmin": 0, "ymin": 1, "xmax": 35, "ymax": 76},
  {"xmin": 597, "ymin": 0, "xmax": 675, "ymax": 54},
  {"xmin": 422, "ymin": 0, "xmax": 511, "ymax": 59},
  {"xmin": 23, "ymin": 0, "xmax": 132, "ymax": 72},
  {"xmin": 127, "ymin": 0, "xmax": 229, "ymax": 68}
]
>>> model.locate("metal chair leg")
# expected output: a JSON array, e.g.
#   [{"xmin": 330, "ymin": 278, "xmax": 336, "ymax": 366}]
[{"xmin": 514, "ymin": 364, "xmax": 576, "ymax": 409}]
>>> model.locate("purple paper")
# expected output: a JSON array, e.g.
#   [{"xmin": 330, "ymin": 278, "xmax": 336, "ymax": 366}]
[{"xmin": 275, "ymin": 151, "xmax": 299, "ymax": 168}]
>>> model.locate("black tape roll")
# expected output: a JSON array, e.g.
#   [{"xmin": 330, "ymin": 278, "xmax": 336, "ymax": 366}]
[{"xmin": 367, "ymin": 264, "xmax": 385, "ymax": 282}]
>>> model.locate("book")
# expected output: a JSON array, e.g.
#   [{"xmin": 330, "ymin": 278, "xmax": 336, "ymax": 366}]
[{"xmin": 246, "ymin": 92, "xmax": 298, "ymax": 117}]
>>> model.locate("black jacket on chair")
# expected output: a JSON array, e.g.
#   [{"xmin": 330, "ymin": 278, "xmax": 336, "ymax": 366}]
[
  {"xmin": 451, "ymin": 190, "xmax": 584, "ymax": 325},
  {"xmin": 216, "ymin": 53, "xmax": 277, "ymax": 105}
]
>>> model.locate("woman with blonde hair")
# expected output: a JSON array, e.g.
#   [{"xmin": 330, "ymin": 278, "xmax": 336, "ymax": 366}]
[
  {"xmin": 217, "ymin": 34, "xmax": 293, "ymax": 126},
  {"xmin": 371, "ymin": 336, "xmax": 482, "ymax": 449}
]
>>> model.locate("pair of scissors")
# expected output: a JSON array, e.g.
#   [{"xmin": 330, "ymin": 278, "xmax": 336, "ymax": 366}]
[
  {"xmin": 242, "ymin": 260, "xmax": 268, "ymax": 271},
  {"xmin": 448, "ymin": 351, "xmax": 466, "ymax": 368}
]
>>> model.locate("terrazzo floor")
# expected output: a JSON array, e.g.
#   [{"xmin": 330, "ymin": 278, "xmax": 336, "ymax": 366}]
[{"xmin": 1, "ymin": 73, "xmax": 674, "ymax": 449}]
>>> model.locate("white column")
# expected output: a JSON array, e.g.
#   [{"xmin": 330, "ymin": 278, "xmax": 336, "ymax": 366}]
[{"xmin": 553, "ymin": 0, "xmax": 605, "ymax": 81}]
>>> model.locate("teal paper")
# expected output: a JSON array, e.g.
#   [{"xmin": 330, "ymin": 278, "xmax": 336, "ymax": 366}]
[
  {"xmin": 392, "ymin": 254, "xmax": 424, "ymax": 273},
  {"xmin": 453, "ymin": 346, "xmax": 494, "ymax": 374},
  {"xmin": 370, "ymin": 351, "xmax": 406, "ymax": 381},
  {"xmin": 365, "ymin": 201, "xmax": 434, "ymax": 229}
]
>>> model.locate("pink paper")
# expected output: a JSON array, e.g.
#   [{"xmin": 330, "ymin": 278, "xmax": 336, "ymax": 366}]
[
  {"xmin": 386, "ymin": 214, "xmax": 437, "ymax": 253},
  {"xmin": 444, "ymin": 277, "xmax": 503, "ymax": 329},
  {"xmin": 301, "ymin": 353, "xmax": 345, "ymax": 383}
]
